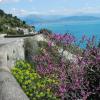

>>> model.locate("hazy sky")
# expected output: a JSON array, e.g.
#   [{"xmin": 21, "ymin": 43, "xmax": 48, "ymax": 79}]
[{"xmin": 0, "ymin": 0, "xmax": 100, "ymax": 16}]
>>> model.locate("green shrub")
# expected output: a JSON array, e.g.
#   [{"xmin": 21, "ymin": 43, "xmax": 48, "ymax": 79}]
[
  {"xmin": 64, "ymin": 44, "xmax": 83, "ymax": 55},
  {"xmin": 12, "ymin": 60, "xmax": 59, "ymax": 100},
  {"xmin": 38, "ymin": 28, "xmax": 52, "ymax": 35}
]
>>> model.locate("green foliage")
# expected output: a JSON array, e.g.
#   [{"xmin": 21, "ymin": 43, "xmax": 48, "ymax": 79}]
[
  {"xmin": 38, "ymin": 41, "xmax": 48, "ymax": 48},
  {"xmin": 0, "ymin": 9, "xmax": 35, "ymax": 35},
  {"xmin": 12, "ymin": 60, "xmax": 59, "ymax": 100},
  {"xmin": 6, "ymin": 29, "xmax": 24, "ymax": 35},
  {"xmin": 0, "ymin": 25, "xmax": 3, "ymax": 32},
  {"xmin": 0, "ymin": 9, "xmax": 4, "ymax": 17},
  {"xmin": 0, "ymin": 9, "xmax": 28, "ymax": 28},
  {"xmin": 38, "ymin": 28, "xmax": 52, "ymax": 35},
  {"xmin": 64, "ymin": 44, "xmax": 83, "ymax": 55}
]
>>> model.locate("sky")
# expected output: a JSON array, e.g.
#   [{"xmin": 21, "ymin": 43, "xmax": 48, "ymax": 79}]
[{"xmin": 0, "ymin": 0, "xmax": 100, "ymax": 17}]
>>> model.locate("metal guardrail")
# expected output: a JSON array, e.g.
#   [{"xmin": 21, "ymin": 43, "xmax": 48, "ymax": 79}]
[{"xmin": 4, "ymin": 33, "xmax": 41, "ymax": 38}]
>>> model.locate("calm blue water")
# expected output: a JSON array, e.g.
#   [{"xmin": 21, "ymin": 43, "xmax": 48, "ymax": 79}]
[{"xmin": 34, "ymin": 21, "xmax": 100, "ymax": 47}]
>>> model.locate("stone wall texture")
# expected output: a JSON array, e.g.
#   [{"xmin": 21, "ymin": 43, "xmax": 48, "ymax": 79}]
[
  {"xmin": 0, "ymin": 38, "xmax": 25, "ymax": 70},
  {"xmin": 0, "ymin": 70, "xmax": 29, "ymax": 100}
]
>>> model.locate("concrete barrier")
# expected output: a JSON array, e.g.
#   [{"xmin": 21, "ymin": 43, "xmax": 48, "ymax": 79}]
[{"xmin": 0, "ymin": 68, "xmax": 29, "ymax": 100}]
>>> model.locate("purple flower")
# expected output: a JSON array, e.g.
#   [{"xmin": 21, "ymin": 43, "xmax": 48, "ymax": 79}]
[
  {"xmin": 48, "ymin": 41, "xmax": 52, "ymax": 47},
  {"xmin": 96, "ymin": 55, "xmax": 100, "ymax": 62},
  {"xmin": 59, "ymin": 84, "xmax": 66, "ymax": 93}
]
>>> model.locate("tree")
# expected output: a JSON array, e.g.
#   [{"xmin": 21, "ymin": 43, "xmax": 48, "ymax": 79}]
[
  {"xmin": 23, "ymin": 21, "xmax": 26, "ymax": 24},
  {"xmin": 0, "ymin": 9, "xmax": 32, "ymax": 35},
  {"xmin": 0, "ymin": 9, "xmax": 4, "ymax": 16},
  {"xmin": 38, "ymin": 28, "xmax": 52, "ymax": 35},
  {"xmin": 14, "ymin": 16, "xmax": 18, "ymax": 20},
  {"xmin": 0, "ymin": 26, "xmax": 3, "ymax": 32},
  {"xmin": 7, "ymin": 14, "xmax": 12, "ymax": 18}
]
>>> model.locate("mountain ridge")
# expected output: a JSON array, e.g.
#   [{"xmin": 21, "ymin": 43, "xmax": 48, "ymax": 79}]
[{"xmin": 21, "ymin": 14, "xmax": 100, "ymax": 25}]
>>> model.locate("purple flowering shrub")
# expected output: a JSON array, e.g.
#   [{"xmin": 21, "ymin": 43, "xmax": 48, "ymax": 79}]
[{"xmin": 33, "ymin": 33, "xmax": 100, "ymax": 100}]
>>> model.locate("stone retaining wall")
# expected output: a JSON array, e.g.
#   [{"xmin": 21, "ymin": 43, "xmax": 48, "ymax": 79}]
[
  {"xmin": 0, "ymin": 68, "xmax": 29, "ymax": 100},
  {"xmin": 0, "ymin": 38, "xmax": 25, "ymax": 70}
]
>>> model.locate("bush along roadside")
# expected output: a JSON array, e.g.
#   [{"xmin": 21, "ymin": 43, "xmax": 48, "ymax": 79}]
[
  {"xmin": 11, "ymin": 60, "xmax": 60, "ymax": 100},
  {"xmin": 33, "ymin": 33, "xmax": 100, "ymax": 100}
]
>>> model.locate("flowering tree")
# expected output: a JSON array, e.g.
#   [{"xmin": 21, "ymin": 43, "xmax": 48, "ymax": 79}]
[{"xmin": 33, "ymin": 33, "xmax": 100, "ymax": 100}]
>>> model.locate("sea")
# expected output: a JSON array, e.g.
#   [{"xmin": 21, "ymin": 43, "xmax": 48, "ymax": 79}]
[{"xmin": 34, "ymin": 20, "xmax": 100, "ymax": 47}]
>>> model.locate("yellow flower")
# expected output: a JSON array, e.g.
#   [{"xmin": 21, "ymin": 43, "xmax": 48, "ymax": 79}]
[
  {"xmin": 55, "ymin": 81, "xmax": 59, "ymax": 84},
  {"xmin": 26, "ymin": 70, "xmax": 30, "ymax": 75},
  {"xmin": 37, "ymin": 82, "xmax": 41, "ymax": 88},
  {"xmin": 36, "ymin": 94, "xmax": 40, "ymax": 98},
  {"xmin": 32, "ymin": 98, "xmax": 36, "ymax": 100},
  {"xmin": 52, "ymin": 80, "xmax": 56, "ymax": 83},
  {"xmin": 29, "ymin": 93, "xmax": 33, "ymax": 97},
  {"xmin": 39, "ymin": 92, "xmax": 45, "ymax": 97},
  {"xmin": 40, "ymin": 84, "xmax": 45, "ymax": 88},
  {"xmin": 26, "ymin": 92, "xmax": 29, "ymax": 95},
  {"xmin": 47, "ymin": 88, "xmax": 51, "ymax": 92},
  {"xmin": 22, "ymin": 86, "xmax": 26, "ymax": 90},
  {"xmin": 33, "ymin": 86, "xmax": 36, "ymax": 89},
  {"xmin": 47, "ymin": 79, "xmax": 52, "ymax": 83}
]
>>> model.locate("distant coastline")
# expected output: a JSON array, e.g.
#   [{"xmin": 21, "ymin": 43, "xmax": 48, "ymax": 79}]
[
  {"xmin": 22, "ymin": 15, "xmax": 100, "ymax": 25},
  {"xmin": 34, "ymin": 20, "xmax": 100, "ymax": 48}
]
